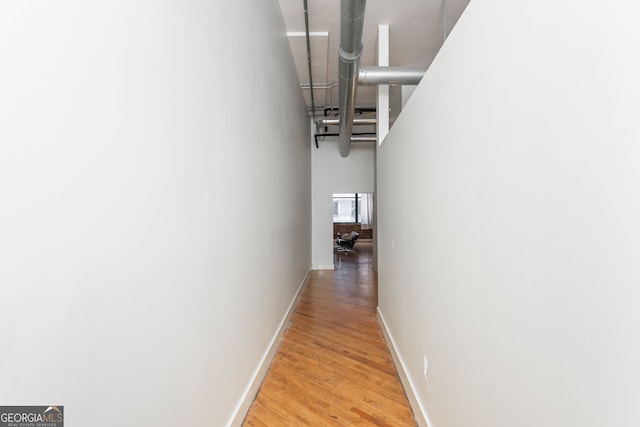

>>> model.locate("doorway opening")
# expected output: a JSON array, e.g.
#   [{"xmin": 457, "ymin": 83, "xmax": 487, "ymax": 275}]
[{"xmin": 333, "ymin": 192, "xmax": 374, "ymax": 255}]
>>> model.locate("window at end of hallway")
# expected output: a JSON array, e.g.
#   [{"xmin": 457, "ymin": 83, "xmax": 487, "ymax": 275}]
[{"xmin": 332, "ymin": 193, "xmax": 361, "ymax": 223}]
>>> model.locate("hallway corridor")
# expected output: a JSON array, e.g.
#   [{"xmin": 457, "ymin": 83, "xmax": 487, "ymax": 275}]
[{"xmin": 243, "ymin": 241, "xmax": 416, "ymax": 425}]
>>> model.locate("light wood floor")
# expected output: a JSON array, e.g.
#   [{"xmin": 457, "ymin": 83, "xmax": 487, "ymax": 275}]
[{"xmin": 243, "ymin": 241, "xmax": 416, "ymax": 426}]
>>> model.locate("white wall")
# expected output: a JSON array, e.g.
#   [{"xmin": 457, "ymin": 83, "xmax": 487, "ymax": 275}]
[
  {"xmin": 311, "ymin": 137, "xmax": 374, "ymax": 269},
  {"xmin": 378, "ymin": 1, "xmax": 640, "ymax": 426},
  {"xmin": 0, "ymin": 1, "xmax": 310, "ymax": 425}
]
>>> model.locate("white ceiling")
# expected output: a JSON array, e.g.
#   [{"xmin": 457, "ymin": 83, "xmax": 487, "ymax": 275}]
[{"xmin": 278, "ymin": 0, "xmax": 470, "ymax": 110}]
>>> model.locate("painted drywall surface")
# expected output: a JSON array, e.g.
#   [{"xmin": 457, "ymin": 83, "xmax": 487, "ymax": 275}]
[
  {"xmin": 311, "ymin": 137, "xmax": 374, "ymax": 269},
  {"xmin": 0, "ymin": 1, "xmax": 310, "ymax": 425},
  {"xmin": 377, "ymin": 0, "xmax": 640, "ymax": 426}
]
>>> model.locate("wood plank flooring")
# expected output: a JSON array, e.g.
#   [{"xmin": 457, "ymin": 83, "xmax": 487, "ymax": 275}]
[{"xmin": 243, "ymin": 241, "xmax": 416, "ymax": 426}]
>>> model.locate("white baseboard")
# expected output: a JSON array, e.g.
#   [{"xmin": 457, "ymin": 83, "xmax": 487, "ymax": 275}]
[
  {"xmin": 228, "ymin": 270, "xmax": 311, "ymax": 426},
  {"xmin": 377, "ymin": 308, "xmax": 433, "ymax": 427},
  {"xmin": 312, "ymin": 263, "xmax": 334, "ymax": 270}
]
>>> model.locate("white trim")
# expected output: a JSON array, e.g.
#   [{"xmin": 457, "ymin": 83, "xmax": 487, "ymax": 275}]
[
  {"xmin": 312, "ymin": 264, "xmax": 335, "ymax": 270},
  {"xmin": 228, "ymin": 270, "xmax": 311, "ymax": 426},
  {"xmin": 377, "ymin": 307, "xmax": 433, "ymax": 427}
]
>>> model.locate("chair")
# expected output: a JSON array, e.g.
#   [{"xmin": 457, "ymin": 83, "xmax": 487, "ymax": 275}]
[{"xmin": 335, "ymin": 231, "xmax": 359, "ymax": 253}]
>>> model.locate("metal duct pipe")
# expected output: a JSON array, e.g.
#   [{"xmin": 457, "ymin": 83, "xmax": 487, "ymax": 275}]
[
  {"xmin": 317, "ymin": 117, "xmax": 377, "ymax": 126},
  {"xmin": 303, "ymin": 0, "xmax": 317, "ymax": 118},
  {"xmin": 338, "ymin": 0, "xmax": 366, "ymax": 158},
  {"xmin": 358, "ymin": 66, "xmax": 425, "ymax": 86},
  {"xmin": 350, "ymin": 135, "xmax": 377, "ymax": 142},
  {"xmin": 301, "ymin": 81, "xmax": 338, "ymax": 90}
]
